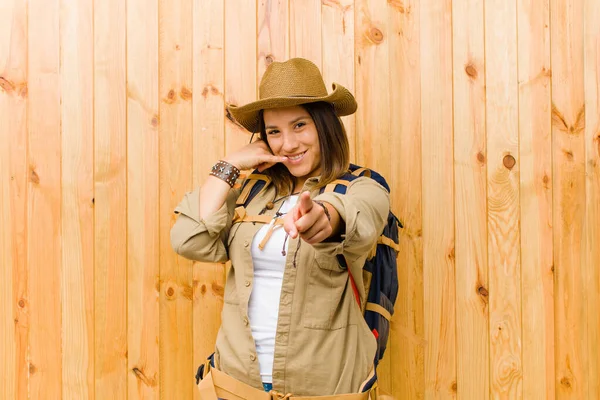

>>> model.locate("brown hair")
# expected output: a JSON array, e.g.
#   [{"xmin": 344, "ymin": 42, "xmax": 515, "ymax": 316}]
[{"xmin": 257, "ymin": 102, "xmax": 350, "ymax": 195}]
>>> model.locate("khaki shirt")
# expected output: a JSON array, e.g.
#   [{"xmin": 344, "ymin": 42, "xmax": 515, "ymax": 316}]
[{"xmin": 170, "ymin": 175, "xmax": 390, "ymax": 396}]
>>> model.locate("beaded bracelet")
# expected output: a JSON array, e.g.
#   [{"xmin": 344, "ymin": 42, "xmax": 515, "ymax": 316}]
[
  {"xmin": 313, "ymin": 200, "xmax": 331, "ymax": 222},
  {"xmin": 209, "ymin": 160, "xmax": 240, "ymax": 188}
]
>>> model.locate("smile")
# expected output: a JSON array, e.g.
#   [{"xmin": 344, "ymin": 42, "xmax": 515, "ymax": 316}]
[{"xmin": 286, "ymin": 151, "xmax": 306, "ymax": 163}]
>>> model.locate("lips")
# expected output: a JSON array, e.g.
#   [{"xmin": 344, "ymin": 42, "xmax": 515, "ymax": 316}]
[{"xmin": 285, "ymin": 151, "xmax": 306, "ymax": 163}]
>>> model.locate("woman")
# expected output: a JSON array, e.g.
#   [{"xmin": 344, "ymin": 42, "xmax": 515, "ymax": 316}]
[{"xmin": 171, "ymin": 58, "xmax": 390, "ymax": 398}]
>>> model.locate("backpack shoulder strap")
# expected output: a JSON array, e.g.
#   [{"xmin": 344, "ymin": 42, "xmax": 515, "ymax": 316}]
[{"xmin": 236, "ymin": 171, "xmax": 271, "ymax": 206}]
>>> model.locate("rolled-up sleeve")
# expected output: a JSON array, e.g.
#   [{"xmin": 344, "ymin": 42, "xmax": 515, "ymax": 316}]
[
  {"xmin": 311, "ymin": 177, "xmax": 390, "ymax": 264},
  {"xmin": 170, "ymin": 187, "xmax": 240, "ymax": 262}
]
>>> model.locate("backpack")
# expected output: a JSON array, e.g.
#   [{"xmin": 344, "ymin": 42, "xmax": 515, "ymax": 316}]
[{"xmin": 234, "ymin": 163, "xmax": 401, "ymax": 366}]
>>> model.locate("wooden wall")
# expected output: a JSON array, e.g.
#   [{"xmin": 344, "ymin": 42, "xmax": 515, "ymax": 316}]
[{"xmin": 1, "ymin": 0, "xmax": 599, "ymax": 398}]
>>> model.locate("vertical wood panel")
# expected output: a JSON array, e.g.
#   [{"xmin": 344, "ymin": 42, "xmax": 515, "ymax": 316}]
[
  {"xmin": 583, "ymin": 0, "xmax": 600, "ymax": 396},
  {"xmin": 420, "ymin": 0, "xmax": 456, "ymax": 398},
  {"xmin": 192, "ymin": 4, "xmax": 226, "ymax": 398},
  {"xmin": 290, "ymin": 0, "xmax": 322, "ymax": 68},
  {"xmin": 60, "ymin": 0, "xmax": 95, "ymax": 397},
  {"xmin": 550, "ymin": 0, "xmax": 586, "ymax": 397},
  {"xmin": 258, "ymin": 0, "xmax": 289, "ymax": 78},
  {"xmin": 517, "ymin": 0, "xmax": 554, "ymax": 398},
  {"xmin": 322, "ymin": 0, "xmax": 355, "ymax": 160},
  {"xmin": 94, "ymin": 0, "xmax": 128, "ymax": 395},
  {"xmin": 127, "ymin": 0, "xmax": 160, "ymax": 396},
  {"xmin": 485, "ymin": 0, "xmax": 523, "ymax": 398},
  {"xmin": 27, "ymin": 0, "xmax": 62, "ymax": 397},
  {"xmin": 452, "ymin": 0, "xmax": 489, "ymax": 397},
  {"xmin": 225, "ymin": 0, "xmax": 257, "ymax": 154},
  {"xmin": 0, "ymin": 0, "xmax": 28, "ymax": 397},
  {"xmin": 387, "ymin": 1, "xmax": 424, "ymax": 398},
  {"xmin": 158, "ymin": 0, "xmax": 194, "ymax": 397}
]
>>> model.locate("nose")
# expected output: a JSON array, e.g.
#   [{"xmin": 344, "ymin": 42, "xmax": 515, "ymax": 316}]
[{"xmin": 281, "ymin": 131, "xmax": 298, "ymax": 153}]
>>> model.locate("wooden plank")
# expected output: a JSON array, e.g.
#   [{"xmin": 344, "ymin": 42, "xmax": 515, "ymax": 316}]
[
  {"xmin": 550, "ymin": 0, "xmax": 586, "ymax": 397},
  {"xmin": 485, "ymin": 0, "xmax": 523, "ymax": 398},
  {"xmin": 290, "ymin": 0, "xmax": 322, "ymax": 68},
  {"xmin": 452, "ymin": 0, "xmax": 489, "ymax": 398},
  {"xmin": 386, "ymin": 1, "xmax": 424, "ymax": 398},
  {"xmin": 60, "ymin": 0, "xmax": 95, "ymax": 397},
  {"xmin": 257, "ymin": 0, "xmax": 289, "ymax": 78},
  {"xmin": 192, "ymin": 2, "xmax": 226, "ymax": 398},
  {"xmin": 158, "ymin": 0, "xmax": 194, "ymax": 397},
  {"xmin": 322, "ymin": 0, "xmax": 356, "ymax": 161},
  {"xmin": 94, "ymin": 0, "xmax": 128, "ymax": 395},
  {"xmin": 419, "ymin": 0, "xmax": 456, "ymax": 398},
  {"xmin": 583, "ymin": 0, "xmax": 600, "ymax": 396},
  {"xmin": 517, "ymin": 0, "xmax": 555, "ymax": 398},
  {"xmin": 127, "ymin": 0, "xmax": 160, "ymax": 396},
  {"xmin": 27, "ymin": 0, "xmax": 62, "ymax": 397},
  {"xmin": 225, "ymin": 0, "xmax": 257, "ymax": 155},
  {"xmin": 0, "ymin": 0, "xmax": 28, "ymax": 398}
]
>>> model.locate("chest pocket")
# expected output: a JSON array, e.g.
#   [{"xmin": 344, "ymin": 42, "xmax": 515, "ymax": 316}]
[{"xmin": 303, "ymin": 253, "xmax": 349, "ymax": 330}]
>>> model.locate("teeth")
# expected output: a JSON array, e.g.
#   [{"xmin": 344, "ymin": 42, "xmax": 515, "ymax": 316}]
[{"xmin": 289, "ymin": 152, "xmax": 305, "ymax": 161}]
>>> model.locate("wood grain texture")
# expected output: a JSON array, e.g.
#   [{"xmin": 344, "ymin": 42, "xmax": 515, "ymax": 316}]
[
  {"xmin": 485, "ymin": 0, "xmax": 523, "ymax": 398},
  {"xmin": 322, "ymin": 0, "xmax": 356, "ymax": 160},
  {"xmin": 158, "ymin": 0, "xmax": 194, "ymax": 397},
  {"xmin": 27, "ymin": 0, "xmax": 63, "ymax": 397},
  {"xmin": 452, "ymin": 0, "xmax": 489, "ymax": 398},
  {"xmin": 258, "ymin": 0, "xmax": 289, "ymax": 78},
  {"xmin": 225, "ymin": 0, "xmax": 257, "ymax": 154},
  {"xmin": 550, "ymin": 0, "xmax": 586, "ymax": 397},
  {"xmin": 355, "ymin": 0, "xmax": 391, "ymax": 387},
  {"xmin": 517, "ymin": 0, "xmax": 555, "ymax": 398},
  {"xmin": 94, "ymin": 0, "xmax": 128, "ymax": 396},
  {"xmin": 420, "ymin": 0, "xmax": 457, "ymax": 398},
  {"xmin": 387, "ymin": 0, "xmax": 424, "ymax": 398},
  {"xmin": 60, "ymin": 0, "xmax": 95, "ymax": 397},
  {"xmin": 192, "ymin": 1, "xmax": 226, "ymax": 399},
  {"xmin": 583, "ymin": 0, "xmax": 600, "ymax": 396},
  {"xmin": 0, "ymin": 0, "xmax": 28, "ymax": 398},
  {"xmin": 127, "ymin": 0, "xmax": 160, "ymax": 397},
  {"xmin": 290, "ymin": 0, "xmax": 322, "ymax": 68}
]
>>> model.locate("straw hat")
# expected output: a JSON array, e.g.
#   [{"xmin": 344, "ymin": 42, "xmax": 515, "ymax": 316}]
[{"xmin": 227, "ymin": 58, "xmax": 357, "ymax": 133}]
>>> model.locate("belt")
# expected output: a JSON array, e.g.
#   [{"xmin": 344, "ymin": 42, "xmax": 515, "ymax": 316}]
[{"xmin": 197, "ymin": 366, "xmax": 381, "ymax": 400}]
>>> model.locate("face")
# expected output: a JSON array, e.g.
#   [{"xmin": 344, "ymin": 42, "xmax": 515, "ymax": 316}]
[{"xmin": 263, "ymin": 105, "xmax": 321, "ymax": 183}]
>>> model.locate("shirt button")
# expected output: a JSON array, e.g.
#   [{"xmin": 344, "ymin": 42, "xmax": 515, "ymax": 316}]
[
  {"xmin": 245, "ymin": 280, "xmax": 251, "ymax": 287},
  {"xmin": 250, "ymin": 354, "xmax": 256, "ymax": 361},
  {"xmin": 243, "ymin": 240, "xmax": 249, "ymax": 247}
]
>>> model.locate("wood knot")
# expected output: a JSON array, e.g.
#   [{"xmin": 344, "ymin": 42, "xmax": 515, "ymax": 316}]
[
  {"xmin": 175, "ymin": 44, "xmax": 181, "ymax": 50},
  {"xmin": 29, "ymin": 364, "xmax": 36, "ymax": 374},
  {"xmin": 164, "ymin": 89, "xmax": 176, "ymax": 104},
  {"xmin": 542, "ymin": 174, "xmax": 550, "ymax": 188},
  {"xmin": 18, "ymin": 84, "xmax": 28, "ymax": 98},
  {"xmin": 478, "ymin": 286, "xmax": 489, "ymax": 298},
  {"xmin": 447, "ymin": 247, "xmax": 455, "ymax": 261},
  {"xmin": 503, "ymin": 154, "xmax": 516, "ymax": 170},
  {"xmin": 367, "ymin": 27, "xmax": 384, "ymax": 44},
  {"xmin": 165, "ymin": 283, "xmax": 176, "ymax": 299},
  {"xmin": 0, "ymin": 76, "xmax": 15, "ymax": 93},
  {"xmin": 211, "ymin": 281, "xmax": 224, "ymax": 298},
  {"xmin": 562, "ymin": 149, "xmax": 574, "ymax": 161},
  {"xmin": 265, "ymin": 54, "xmax": 274, "ymax": 64},
  {"xmin": 476, "ymin": 151, "xmax": 485, "ymax": 164},
  {"xmin": 18, "ymin": 299, "xmax": 26, "ymax": 308},
  {"xmin": 29, "ymin": 168, "xmax": 40, "ymax": 184},
  {"xmin": 560, "ymin": 377, "xmax": 572, "ymax": 389},
  {"xmin": 200, "ymin": 284, "xmax": 207, "ymax": 295},
  {"xmin": 180, "ymin": 87, "xmax": 192, "ymax": 101},
  {"xmin": 465, "ymin": 63, "xmax": 478, "ymax": 79},
  {"xmin": 151, "ymin": 115, "xmax": 159, "ymax": 127},
  {"xmin": 451, "ymin": 381, "xmax": 457, "ymax": 392}
]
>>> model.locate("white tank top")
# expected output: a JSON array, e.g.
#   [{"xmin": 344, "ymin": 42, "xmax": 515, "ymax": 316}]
[{"xmin": 248, "ymin": 195, "xmax": 298, "ymax": 384}]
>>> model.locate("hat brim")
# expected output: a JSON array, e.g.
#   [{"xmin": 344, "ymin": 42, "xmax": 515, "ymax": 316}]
[{"xmin": 227, "ymin": 83, "xmax": 357, "ymax": 133}]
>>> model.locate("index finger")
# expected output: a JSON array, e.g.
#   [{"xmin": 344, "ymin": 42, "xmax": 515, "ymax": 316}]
[{"xmin": 298, "ymin": 191, "xmax": 313, "ymax": 215}]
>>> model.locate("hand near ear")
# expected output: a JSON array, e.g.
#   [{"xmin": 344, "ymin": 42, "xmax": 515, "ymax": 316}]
[{"xmin": 283, "ymin": 191, "xmax": 338, "ymax": 244}]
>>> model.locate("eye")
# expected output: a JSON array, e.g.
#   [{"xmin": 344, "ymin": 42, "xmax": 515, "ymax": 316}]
[
  {"xmin": 294, "ymin": 121, "xmax": 306, "ymax": 129},
  {"xmin": 267, "ymin": 129, "xmax": 280, "ymax": 135}
]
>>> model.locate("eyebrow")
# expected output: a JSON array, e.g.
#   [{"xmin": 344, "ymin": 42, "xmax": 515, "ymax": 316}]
[{"xmin": 265, "ymin": 115, "xmax": 309, "ymax": 130}]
